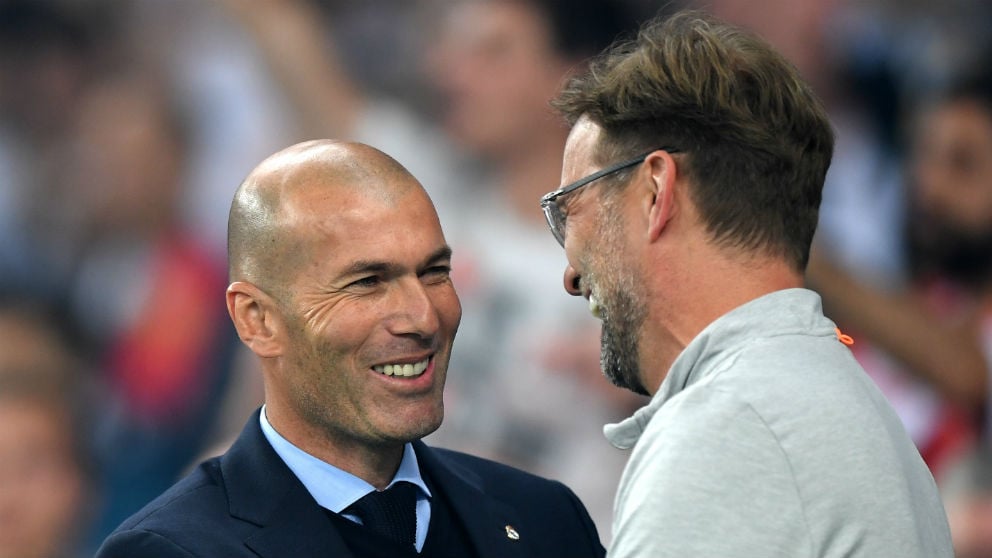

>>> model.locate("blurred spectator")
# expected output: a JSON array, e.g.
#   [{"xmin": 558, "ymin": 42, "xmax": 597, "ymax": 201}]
[
  {"xmin": 815, "ymin": 0, "xmax": 992, "ymax": 287},
  {"xmin": 0, "ymin": 302, "xmax": 99, "ymax": 558},
  {"xmin": 807, "ymin": 62, "xmax": 992, "ymax": 477},
  {"xmin": 214, "ymin": 0, "xmax": 468, "ymax": 226},
  {"xmin": 0, "ymin": 0, "xmax": 105, "ymax": 300},
  {"xmin": 56, "ymin": 69, "xmax": 240, "ymax": 541}
]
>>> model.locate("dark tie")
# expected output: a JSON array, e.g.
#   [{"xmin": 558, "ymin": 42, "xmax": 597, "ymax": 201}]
[{"xmin": 345, "ymin": 481, "xmax": 418, "ymax": 548}]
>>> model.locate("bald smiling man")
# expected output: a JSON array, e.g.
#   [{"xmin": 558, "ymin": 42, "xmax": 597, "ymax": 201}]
[{"xmin": 96, "ymin": 141, "xmax": 605, "ymax": 558}]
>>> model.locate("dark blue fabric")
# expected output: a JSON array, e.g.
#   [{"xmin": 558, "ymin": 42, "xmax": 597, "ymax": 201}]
[
  {"xmin": 95, "ymin": 408, "xmax": 606, "ymax": 558},
  {"xmin": 325, "ymin": 462, "xmax": 479, "ymax": 558},
  {"xmin": 325, "ymin": 509, "xmax": 419, "ymax": 558},
  {"xmin": 343, "ymin": 481, "xmax": 417, "ymax": 547}
]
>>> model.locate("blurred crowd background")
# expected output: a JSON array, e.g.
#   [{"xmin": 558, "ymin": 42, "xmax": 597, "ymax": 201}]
[{"xmin": 0, "ymin": 0, "xmax": 990, "ymax": 556}]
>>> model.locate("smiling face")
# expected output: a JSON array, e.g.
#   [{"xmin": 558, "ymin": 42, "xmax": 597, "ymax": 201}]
[
  {"xmin": 429, "ymin": 0, "xmax": 572, "ymax": 158},
  {"xmin": 559, "ymin": 118, "xmax": 650, "ymax": 395},
  {"xmin": 274, "ymin": 181, "xmax": 462, "ymax": 451},
  {"xmin": 907, "ymin": 97, "xmax": 992, "ymax": 286},
  {"xmin": 229, "ymin": 143, "xmax": 463, "ymax": 460}
]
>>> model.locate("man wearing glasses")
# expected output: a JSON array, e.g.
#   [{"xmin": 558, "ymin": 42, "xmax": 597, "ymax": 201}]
[{"xmin": 543, "ymin": 10, "xmax": 953, "ymax": 558}]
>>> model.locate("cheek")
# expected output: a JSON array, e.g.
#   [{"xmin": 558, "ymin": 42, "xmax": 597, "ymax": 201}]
[
  {"xmin": 299, "ymin": 290, "xmax": 349, "ymax": 334},
  {"xmin": 563, "ymin": 208, "xmax": 597, "ymax": 258},
  {"xmin": 924, "ymin": 180, "xmax": 992, "ymax": 234},
  {"xmin": 0, "ymin": 453, "xmax": 83, "ymax": 543},
  {"xmin": 304, "ymin": 298, "xmax": 385, "ymax": 351},
  {"xmin": 962, "ymin": 172, "xmax": 992, "ymax": 229},
  {"xmin": 435, "ymin": 285, "xmax": 462, "ymax": 333},
  {"xmin": 31, "ymin": 469, "xmax": 83, "ymax": 523}
]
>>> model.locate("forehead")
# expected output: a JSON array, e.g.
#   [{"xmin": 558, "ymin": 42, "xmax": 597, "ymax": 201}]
[
  {"xmin": 921, "ymin": 100, "xmax": 992, "ymax": 143},
  {"xmin": 0, "ymin": 398, "xmax": 72, "ymax": 447},
  {"xmin": 913, "ymin": 100, "xmax": 992, "ymax": 224},
  {"xmin": 561, "ymin": 117, "xmax": 606, "ymax": 184},
  {"xmin": 915, "ymin": 100, "xmax": 992, "ymax": 186},
  {"xmin": 285, "ymin": 180, "xmax": 447, "ymax": 271}
]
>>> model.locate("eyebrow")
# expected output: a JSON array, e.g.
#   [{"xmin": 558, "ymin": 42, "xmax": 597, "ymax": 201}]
[
  {"xmin": 426, "ymin": 245, "xmax": 454, "ymax": 266},
  {"xmin": 338, "ymin": 245, "xmax": 453, "ymax": 278}
]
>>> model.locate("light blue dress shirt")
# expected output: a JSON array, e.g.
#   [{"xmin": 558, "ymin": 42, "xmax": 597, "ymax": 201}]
[{"xmin": 259, "ymin": 406, "xmax": 432, "ymax": 551}]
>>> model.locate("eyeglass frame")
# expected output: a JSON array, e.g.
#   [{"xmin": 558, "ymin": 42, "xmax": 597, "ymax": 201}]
[{"xmin": 540, "ymin": 147, "xmax": 680, "ymax": 246}]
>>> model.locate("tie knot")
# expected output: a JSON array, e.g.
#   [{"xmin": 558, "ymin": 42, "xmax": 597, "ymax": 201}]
[{"xmin": 345, "ymin": 481, "xmax": 418, "ymax": 548}]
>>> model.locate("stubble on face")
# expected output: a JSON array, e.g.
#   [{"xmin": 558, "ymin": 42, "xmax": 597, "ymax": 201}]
[
  {"xmin": 283, "ymin": 308, "xmax": 446, "ymax": 450},
  {"xmin": 906, "ymin": 204, "xmax": 992, "ymax": 289},
  {"xmin": 585, "ymin": 193, "xmax": 650, "ymax": 396},
  {"xmin": 269, "ymin": 181, "xmax": 453, "ymax": 452}
]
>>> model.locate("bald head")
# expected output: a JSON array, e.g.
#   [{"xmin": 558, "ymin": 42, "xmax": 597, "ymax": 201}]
[{"xmin": 227, "ymin": 140, "xmax": 427, "ymax": 295}]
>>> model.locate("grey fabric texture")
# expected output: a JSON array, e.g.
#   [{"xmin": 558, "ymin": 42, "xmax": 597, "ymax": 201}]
[{"xmin": 606, "ymin": 288, "xmax": 954, "ymax": 558}]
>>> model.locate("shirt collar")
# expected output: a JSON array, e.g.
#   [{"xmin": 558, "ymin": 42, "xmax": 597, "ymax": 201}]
[{"xmin": 259, "ymin": 406, "xmax": 431, "ymax": 512}]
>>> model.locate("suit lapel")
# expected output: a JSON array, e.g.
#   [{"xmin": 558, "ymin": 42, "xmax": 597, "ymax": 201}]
[
  {"xmin": 415, "ymin": 442, "xmax": 534, "ymax": 558},
  {"xmin": 220, "ymin": 411, "xmax": 540, "ymax": 557},
  {"xmin": 221, "ymin": 409, "xmax": 354, "ymax": 558},
  {"xmin": 243, "ymin": 501, "xmax": 350, "ymax": 558}
]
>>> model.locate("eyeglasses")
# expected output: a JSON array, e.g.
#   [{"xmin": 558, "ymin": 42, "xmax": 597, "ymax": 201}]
[{"xmin": 540, "ymin": 148, "xmax": 678, "ymax": 246}]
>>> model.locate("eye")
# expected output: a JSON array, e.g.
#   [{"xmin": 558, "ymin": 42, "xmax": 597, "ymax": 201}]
[
  {"xmin": 346, "ymin": 275, "xmax": 381, "ymax": 289},
  {"xmin": 421, "ymin": 265, "xmax": 452, "ymax": 283}
]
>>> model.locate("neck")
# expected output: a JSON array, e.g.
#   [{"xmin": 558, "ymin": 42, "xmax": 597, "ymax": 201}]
[
  {"xmin": 263, "ymin": 398, "xmax": 404, "ymax": 490},
  {"xmin": 638, "ymin": 244, "xmax": 803, "ymax": 394}
]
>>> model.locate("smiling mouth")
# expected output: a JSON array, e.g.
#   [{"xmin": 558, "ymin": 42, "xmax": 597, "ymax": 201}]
[{"xmin": 372, "ymin": 357, "xmax": 430, "ymax": 378}]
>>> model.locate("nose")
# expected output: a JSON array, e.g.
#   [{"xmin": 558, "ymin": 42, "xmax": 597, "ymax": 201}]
[
  {"xmin": 389, "ymin": 278, "xmax": 442, "ymax": 338},
  {"xmin": 563, "ymin": 265, "xmax": 582, "ymax": 297}
]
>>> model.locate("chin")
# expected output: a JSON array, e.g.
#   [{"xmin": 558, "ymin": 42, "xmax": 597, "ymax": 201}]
[{"xmin": 386, "ymin": 406, "xmax": 444, "ymax": 443}]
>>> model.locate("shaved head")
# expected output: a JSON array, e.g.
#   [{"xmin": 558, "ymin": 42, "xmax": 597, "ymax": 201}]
[
  {"xmin": 227, "ymin": 140, "xmax": 424, "ymax": 298},
  {"xmin": 225, "ymin": 139, "xmax": 460, "ymax": 470}
]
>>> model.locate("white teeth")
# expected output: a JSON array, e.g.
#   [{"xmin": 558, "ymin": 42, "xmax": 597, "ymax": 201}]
[
  {"xmin": 373, "ymin": 358, "xmax": 429, "ymax": 378},
  {"xmin": 589, "ymin": 294, "xmax": 603, "ymax": 319}
]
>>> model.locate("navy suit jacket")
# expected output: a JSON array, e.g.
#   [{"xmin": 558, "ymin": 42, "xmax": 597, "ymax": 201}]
[{"xmin": 96, "ymin": 409, "xmax": 606, "ymax": 557}]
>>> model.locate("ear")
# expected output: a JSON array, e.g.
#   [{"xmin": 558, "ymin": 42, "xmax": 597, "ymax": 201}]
[
  {"xmin": 226, "ymin": 281, "xmax": 286, "ymax": 358},
  {"xmin": 642, "ymin": 150, "xmax": 679, "ymax": 242}
]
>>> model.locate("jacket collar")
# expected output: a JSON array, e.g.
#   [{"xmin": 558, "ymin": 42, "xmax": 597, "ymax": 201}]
[
  {"xmin": 221, "ymin": 408, "xmax": 349, "ymax": 557},
  {"xmin": 221, "ymin": 409, "xmax": 533, "ymax": 557},
  {"xmin": 413, "ymin": 440, "xmax": 533, "ymax": 558}
]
